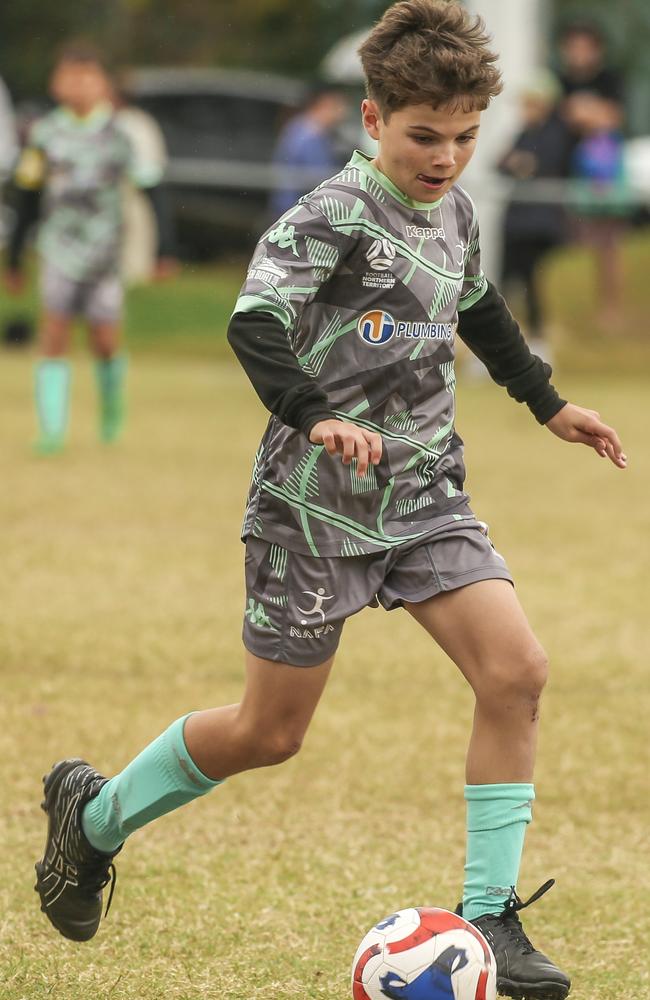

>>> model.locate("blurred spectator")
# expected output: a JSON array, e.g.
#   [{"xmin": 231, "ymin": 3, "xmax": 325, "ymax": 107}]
[
  {"xmin": 111, "ymin": 74, "xmax": 178, "ymax": 284},
  {"xmin": 3, "ymin": 42, "xmax": 177, "ymax": 455},
  {"xmin": 0, "ymin": 75, "xmax": 32, "ymax": 349},
  {"xmin": 269, "ymin": 84, "xmax": 348, "ymax": 220},
  {"xmin": 0, "ymin": 74, "xmax": 18, "ymax": 178},
  {"xmin": 498, "ymin": 70, "xmax": 573, "ymax": 359},
  {"xmin": 557, "ymin": 20, "xmax": 630, "ymax": 330}
]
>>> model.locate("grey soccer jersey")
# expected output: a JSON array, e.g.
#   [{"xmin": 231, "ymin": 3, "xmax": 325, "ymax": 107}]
[
  {"xmin": 16, "ymin": 104, "xmax": 151, "ymax": 282},
  {"xmin": 233, "ymin": 150, "xmax": 488, "ymax": 558}
]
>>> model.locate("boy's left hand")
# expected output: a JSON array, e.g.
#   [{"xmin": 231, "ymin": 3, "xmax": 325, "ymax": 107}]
[{"xmin": 545, "ymin": 403, "xmax": 627, "ymax": 468}]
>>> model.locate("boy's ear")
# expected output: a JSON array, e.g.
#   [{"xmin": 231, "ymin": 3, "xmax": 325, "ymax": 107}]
[{"xmin": 361, "ymin": 99, "xmax": 382, "ymax": 140}]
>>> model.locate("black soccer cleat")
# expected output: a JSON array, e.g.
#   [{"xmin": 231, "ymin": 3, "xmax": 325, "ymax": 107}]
[
  {"xmin": 34, "ymin": 758, "xmax": 119, "ymax": 942},
  {"xmin": 458, "ymin": 880, "xmax": 571, "ymax": 1000}
]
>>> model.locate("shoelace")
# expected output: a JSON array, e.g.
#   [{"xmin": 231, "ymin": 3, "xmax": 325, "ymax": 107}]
[
  {"xmin": 506, "ymin": 878, "xmax": 556, "ymax": 915},
  {"xmin": 77, "ymin": 775, "xmax": 118, "ymax": 918},
  {"xmin": 78, "ymin": 856, "xmax": 118, "ymax": 918},
  {"xmin": 478, "ymin": 879, "xmax": 556, "ymax": 955}
]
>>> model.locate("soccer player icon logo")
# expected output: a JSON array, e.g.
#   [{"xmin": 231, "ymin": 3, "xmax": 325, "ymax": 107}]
[{"xmin": 297, "ymin": 588, "xmax": 334, "ymax": 625}]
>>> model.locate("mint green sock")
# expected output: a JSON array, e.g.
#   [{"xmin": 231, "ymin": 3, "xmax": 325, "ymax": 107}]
[
  {"xmin": 462, "ymin": 782, "xmax": 535, "ymax": 921},
  {"xmin": 34, "ymin": 359, "xmax": 71, "ymax": 445},
  {"xmin": 81, "ymin": 715, "xmax": 222, "ymax": 853},
  {"xmin": 94, "ymin": 354, "xmax": 126, "ymax": 442}
]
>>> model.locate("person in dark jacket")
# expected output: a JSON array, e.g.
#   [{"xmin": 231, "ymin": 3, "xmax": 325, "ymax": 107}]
[{"xmin": 498, "ymin": 70, "xmax": 573, "ymax": 359}]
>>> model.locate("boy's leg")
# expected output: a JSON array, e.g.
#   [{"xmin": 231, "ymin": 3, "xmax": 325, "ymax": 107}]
[
  {"xmin": 35, "ymin": 650, "xmax": 333, "ymax": 941},
  {"xmin": 89, "ymin": 319, "xmax": 126, "ymax": 443},
  {"xmin": 34, "ymin": 312, "xmax": 73, "ymax": 453},
  {"xmin": 407, "ymin": 579, "xmax": 544, "ymax": 786},
  {"xmin": 406, "ymin": 580, "xmax": 570, "ymax": 998},
  {"xmin": 183, "ymin": 651, "xmax": 335, "ymax": 780},
  {"xmin": 87, "ymin": 272, "xmax": 126, "ymax": 442}
]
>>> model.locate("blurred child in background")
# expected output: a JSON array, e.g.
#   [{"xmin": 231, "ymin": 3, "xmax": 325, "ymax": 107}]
[
  {"xmin": 557, "ymin": 20, "xmax": 630, "ymax": 331},
  {"xmin": 498, "ymin": 70, "xmax": 573, "ymax": 360},
  {"xmin": 3, "ymin": 43, "xmax": 176, "ymax": 454}
]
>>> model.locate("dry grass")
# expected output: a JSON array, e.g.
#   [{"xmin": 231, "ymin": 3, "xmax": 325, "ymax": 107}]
[{"xmin": 0, "ymin": 353, "xmax": 648, "ymax": 1000}]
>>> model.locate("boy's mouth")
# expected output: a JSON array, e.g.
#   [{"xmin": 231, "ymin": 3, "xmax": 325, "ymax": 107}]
[{"xmin": 417, "ymin": 173, "xmax": 451, "ymax": 190}]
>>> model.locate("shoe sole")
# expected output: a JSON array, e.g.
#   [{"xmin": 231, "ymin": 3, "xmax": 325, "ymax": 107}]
[
  {"xmin": 34, "ymin": 759, "xmax": 99, "ymax": 942},
  {"xmin": 498, "ymin": 978, "xmax": 570, "ymax": 1000}
]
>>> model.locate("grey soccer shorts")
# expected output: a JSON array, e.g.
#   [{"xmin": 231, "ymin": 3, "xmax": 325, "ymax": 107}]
[
  {"xmin": 242, "ymin": 517, "xmax": 513, "ymax": 667},
  {"xmin": 41, "ymin": 262, "xmax": 123, "ymax": 324}
]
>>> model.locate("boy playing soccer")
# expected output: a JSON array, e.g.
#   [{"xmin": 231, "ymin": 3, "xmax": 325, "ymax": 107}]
[
  {"xmin": 34, "ymin": 4, "xmax": 626, "ymax": 997},
  {"xmin": 4, "ymin": 43, "xmax": 175, "ymax": 453}
]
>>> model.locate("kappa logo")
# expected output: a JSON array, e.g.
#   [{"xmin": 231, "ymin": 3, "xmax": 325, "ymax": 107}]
[
  {"xmin": 405, "ymin": 224, "xmax": 445, "ymax": 239},
  {"xmin": 267, "ymin": 222, "xmax": 299, "ymax": 257},
  {"xmin": 245, "ymin": 599, "xmax": 275, "ymax": 630}
]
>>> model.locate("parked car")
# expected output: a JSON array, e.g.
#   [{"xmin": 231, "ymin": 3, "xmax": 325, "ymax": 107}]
[{"xmin": 126, "ymin": 67, "xmax": 309, "ymax": 258}]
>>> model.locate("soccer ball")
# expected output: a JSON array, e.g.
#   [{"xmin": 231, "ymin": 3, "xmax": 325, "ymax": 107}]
[{"xmin": 351, "ymin": 906, "xmax": 497, "ymax": 1000}]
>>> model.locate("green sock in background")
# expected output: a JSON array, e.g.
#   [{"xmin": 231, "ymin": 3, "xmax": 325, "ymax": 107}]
[
  {"xmin": 95, "ymin": 354, "xmax": 127, "ymax": 442},
  {"xmin": 34, "ymin": 358, "xmax": 71, "ymax": 452},
  {"xmin": 81, "ymin": 714, "xmax": 222, "ymax": 854},
  {"xmin": 462, "ymin": 782, "xmax": 535, "ymax": 921}
]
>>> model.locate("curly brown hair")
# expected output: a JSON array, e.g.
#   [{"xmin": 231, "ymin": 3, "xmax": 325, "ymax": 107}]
[{"xmin": 359, "ymin": 0, "xmax": 503, "ymax": 117}]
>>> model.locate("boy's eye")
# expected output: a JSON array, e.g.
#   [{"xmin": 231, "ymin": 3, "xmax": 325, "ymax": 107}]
[
  {"xmin": 457, "ymin": 135, "xmax": 476, "ymax": 144},
  {"xmin": 412, "ymin": 135, "xmax": 432, "ymax": 144}
]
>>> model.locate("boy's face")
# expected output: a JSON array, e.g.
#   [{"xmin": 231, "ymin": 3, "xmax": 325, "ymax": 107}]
[
  {"xmin": 362, "ymin": 100, "xmax": 481, "ymax": 202},
  {"xmin": 50, "ymin": 60, "xmax": 110, "ymax": 115}
]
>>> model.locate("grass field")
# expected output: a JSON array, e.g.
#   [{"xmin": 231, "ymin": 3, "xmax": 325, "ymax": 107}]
[{"xmin": 0, "ymin": 343, "xmax": 647, "ymax": 1000}]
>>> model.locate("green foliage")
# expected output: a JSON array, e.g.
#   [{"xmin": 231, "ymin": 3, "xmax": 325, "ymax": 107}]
[{"xmin": 0, "ymin": 0, "xmax": 390, "ymax": 99}]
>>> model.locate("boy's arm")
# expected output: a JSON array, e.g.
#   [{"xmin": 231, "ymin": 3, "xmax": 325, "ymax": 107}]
[
  {"xmin": 141, "ymin": 184, "xmax": 177, "ymax": 266},
  {"xmin": 227, "ymin": 310, "xmax": 336, "ymax": 436},
  {"xmin": 458, "ymin": 282, "xmax": 626, "ymax": 467},
  {"xmin": 5, "ymin": 186, "xmax": 41, "ymax": 279},
  {"xmin": 227, "ymin": 310, "xmax": 383, "ymax": 476},
  {"xmin": 4, "ymin": 140, "xmax": 45, "ymax": 288},
  {"xmin": 457, "ymin": 281, "xmax": 565, "ymax": 424}
]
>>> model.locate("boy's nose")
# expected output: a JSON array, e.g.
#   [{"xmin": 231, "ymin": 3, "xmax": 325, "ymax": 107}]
[{"xmin": 432, "ymin": 147, "xmax": 455, "ymax": 169}]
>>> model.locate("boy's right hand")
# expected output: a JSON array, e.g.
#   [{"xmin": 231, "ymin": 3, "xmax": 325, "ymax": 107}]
[
  {"xmin": 309, "ymin": 419, "xmax": 382, "ymax": 478},
  {"xmin": 4, "ymin": 270, "xmax": 25, "ymax": 295}
]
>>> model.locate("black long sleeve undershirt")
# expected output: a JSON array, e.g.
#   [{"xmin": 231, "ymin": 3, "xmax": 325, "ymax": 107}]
[
  {"xmin": 142, "ymin": 183, "xmax": 177, "ymax": 259},
  {"xmin": 6, "ymin": 186, "xmax": 41, "ymax": 271},
  {"xmin": 227, "ymin": 311, "xmax": 336, "ymax": 436},
  {"xmin": 456, "ymin": 282, "xmax": 566, "ymax": 424},
  {"xmin": 227, "ymin": 283, "xmax": 566, "ymax": 438}
]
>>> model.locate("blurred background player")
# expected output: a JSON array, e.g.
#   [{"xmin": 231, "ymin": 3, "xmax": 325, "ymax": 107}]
[
  {"xmin": 498, "ymin": 70, "xmax": 573, "ymax": 361},
  {"xmin": 268, "ymin": 83, "xmax": 349, "ymax": 220},
  {"xmin": 556, "ymin": 19, "xmax": 630, "ymax": 331},
  {"xmin": 3, "ymin": 42, "xmax": 177, "ymax": 454}
]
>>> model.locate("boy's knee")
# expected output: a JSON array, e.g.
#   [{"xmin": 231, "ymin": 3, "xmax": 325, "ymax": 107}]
[
  {"xmin": 477, "ymin": 641, "xmax": 548, "ymax": 708},
  {"xmin": 264, "ymin": 730, "xmax": 303, "ymax": 766},
  {"xmin": 240, "ymin": 725, "xmax": 304, "ymax": 767}
]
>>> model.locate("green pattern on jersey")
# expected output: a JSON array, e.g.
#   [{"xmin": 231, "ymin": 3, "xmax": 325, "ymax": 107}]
[
  {"xmin": 24, "ymin": 105, "xmax": 141, "ymax": 282},
  {"xmin": 269, "ymin": 544, "xmax": 288, "ymax": 582},
  {"xmin": 235, "ymin": 150, "xmax": 486, "ymax": 556}
]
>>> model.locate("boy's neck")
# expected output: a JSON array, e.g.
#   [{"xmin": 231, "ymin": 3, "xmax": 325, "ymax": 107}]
[
  {"xmin": 352, "ymin": 150, "xmax": 445, "ymax": 211},
  {"xmin": 61, "ymin": 100, "xmax": 111, "ymax": 123}
]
